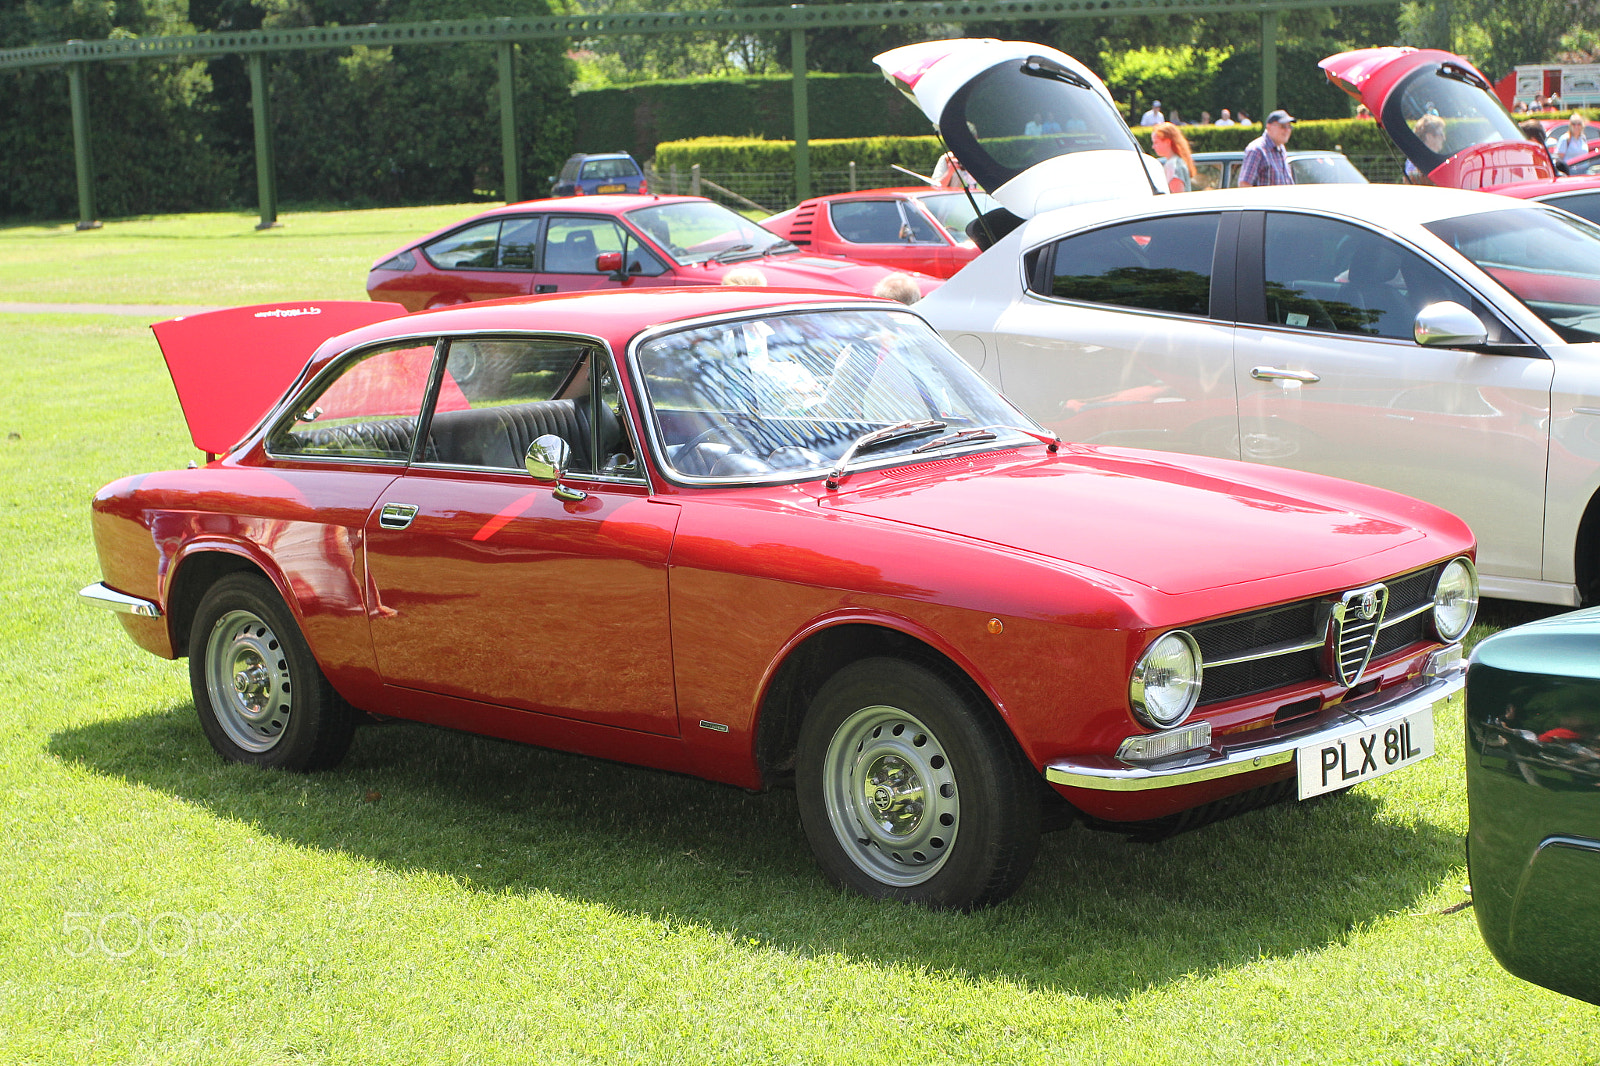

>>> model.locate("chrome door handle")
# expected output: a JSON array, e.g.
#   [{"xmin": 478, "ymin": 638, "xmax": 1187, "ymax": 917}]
[
  {"xmin": 378, "ymin": 503, "xmax": 418, "ymax": 529},
  {"xmin": 1250, "ymin": 366, "xmax": 1321, "ymax": 384}
]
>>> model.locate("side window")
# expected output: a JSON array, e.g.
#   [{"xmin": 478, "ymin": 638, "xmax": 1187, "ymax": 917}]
[
  {"xmin": 497, "ymin": 216, "xmax": 542, "ymax": 270},
  {"xmin": 543, "ymin": 217, "xmax": 625, "ymax": 274},
  {"xmin": 899, "ymin": 203, "xmax": 943, "ymax": 243},
  {"xmin": 1043, "ymin": 213, "xmax": 1219, "ymax": 316},
  {"xmin": 1192, "ymin": 162, "xmax": 1223, "ymax": 191},
  {"xmin": 267, "ymin": 341, "xmax": 438, "ymax": 461},
  {"xmin": 423, "ymin": 221, "xmax": 500, "ymax": 270},
  {"xmin": 423, "ymin": 337, "xmax": 639, "ymax": 479},
  {"xmin": 830, "ymin": 201, "xmax": 909, "ymax": 244},
  {"xmin": 1262, "ymin": 214, "xmax": 1482, "ymax": 341}
]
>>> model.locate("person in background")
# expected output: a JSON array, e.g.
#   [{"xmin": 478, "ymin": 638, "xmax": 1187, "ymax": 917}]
[
  {"xmin": 1236, "ymin": 110, "xmax": 1251, "ymax": 125},
  {"xmin": 1554, "ymin": 114, "xmax": 1591, "ymax": 168},
  {"xmin": 1139, "ymin": 99, "xmax": 1164, "ymax": 126},
  {"xmin": 1355, "ymin": 104, "xmax": 1373, "ymax": 120},
  {"xmin": 932, "ymin": 151, "xmax": 976, "ymax": 190},
  {"xmin": 1168, "ymin": 108, "xmax": 1183, "ymax": 125},
  {"xmin": 1151, "ymin": 122, "xmax": 1197, "ymax": 193},
  {"xmin": 872, "ymin": 273, "xmax": 921, "ymax": 305},
  {"xmin": 1405, "ymin": 113, "xmax": 1446, "ymax": 184},
  {"xmin": 721, "ymin": 267, "xmax": 768, "ymax": 286},
  {"xmin": 1237, "ymin": 109, "xmax": 1295, "ymax": 187},
  {"xmin": 1214, "ymin": 108, "xmax": 1235, "ymax": 127},
  {"xmin": 1200, "ymin": 110, "xmax": 1212, "ymax": 125}
]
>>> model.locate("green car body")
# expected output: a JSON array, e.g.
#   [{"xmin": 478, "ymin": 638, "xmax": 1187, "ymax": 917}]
[{"xmin": 1466, "ymin": 610, "xmax": 1600, "ymax": 1005}]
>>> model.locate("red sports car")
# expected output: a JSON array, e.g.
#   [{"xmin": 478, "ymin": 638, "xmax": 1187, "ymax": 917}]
[
  {"xmin": 761, "ymin": 187, "xmax": 1000, "ymax": 278},
  {"xmin": 1321, "ymin": 47, "xmax": 1600, "ymax": 224},
  {"xmin": 366, "ymin": 195, "xmax": 941, "ymax": 311},
  {"xmin": 83, "ymin": 288, "xmax": 1477, "ymax": 909}
]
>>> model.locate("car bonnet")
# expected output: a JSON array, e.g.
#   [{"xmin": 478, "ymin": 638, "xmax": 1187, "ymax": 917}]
[
  {"xmin": 874, "ymin": 38, "xmax": 1160, "ymax": 219},
  {"xmin": 820, "ymin": 448, "xmax": 1436, "ymax": 596},
  {"xmin": 151, "ymin": 301, "xmax": 410, "ymax": 455},
  {"xmin": 1321, "ymin": 47, "xmax": 1554, "ymax": 191}
]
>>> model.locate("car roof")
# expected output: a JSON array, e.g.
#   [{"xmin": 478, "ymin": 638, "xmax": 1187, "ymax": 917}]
[
  {"xmin": 1017, "ymin": 182, "xmax": 1539, "ymax": 239},
  {"xmin": 399, "ymin": 195, "xmax": 715, "ymax": 249},
  {"xmin": 322, "ymin": 288, "xmax": 890, "ymax": 366}
]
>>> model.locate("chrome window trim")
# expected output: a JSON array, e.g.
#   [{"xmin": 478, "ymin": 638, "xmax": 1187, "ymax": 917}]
[
  {"xmin": 261, "ymin": 334, "xmax": 445, "ymax": 462},
  {"xmin": 1022, "ymin": 208, "xmax": 1228, "ymax": 321},
  {"xmin": 407, "ymin": 329, "xmax": 650, "ymax": 484},
  {"xmin": 624, "ymin": 302, "xmax": 1043, "ymax": 488}
]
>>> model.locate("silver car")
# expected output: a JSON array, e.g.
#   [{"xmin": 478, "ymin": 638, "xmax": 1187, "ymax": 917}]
[
  {"xmin": 874, "ymin": 39, "xmax": 1600, "ymax": 608},
  {"xmin": 919, "ymin": 184, "xmax": 1600, "ymax": 607}
]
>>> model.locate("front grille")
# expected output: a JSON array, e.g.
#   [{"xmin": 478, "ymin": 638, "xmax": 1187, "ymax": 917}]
[{"xmin": 1189, "ymin": 564, "xmax": 1443, "ymax": 706}]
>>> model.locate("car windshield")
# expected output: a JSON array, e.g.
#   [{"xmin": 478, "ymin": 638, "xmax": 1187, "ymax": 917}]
[
  {"xmin": 1425, "ymin": 207, "xmax": 1600, "ymax": 342},
  {"xmin": 1289, "ymin": 155, "xmax": 1368, "ymax": 185},
  {"xmin": 917, "ymin": 191, "xmax": 999, "ymax": 240},
  {"xmin": 634, "ymin": 308, "xmax": 1039, "ymax": 482},
  {"xmin": 626, "ymin": 201, "xmax": 790, "ymax": 265}
]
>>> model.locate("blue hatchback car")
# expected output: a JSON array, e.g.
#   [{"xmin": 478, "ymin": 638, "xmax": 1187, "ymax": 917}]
[{"xmin": 550, "ymin": 152, "xmax": 648, "ymax": 197}]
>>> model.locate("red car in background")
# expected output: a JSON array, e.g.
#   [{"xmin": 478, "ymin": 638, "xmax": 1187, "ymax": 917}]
[
  {"xmin": 1321, "ymin": 47, "xmax": 1600, "ymax": 224},
  {"xmin": 762, "ymin": 187, "xmax": 1000, "ymax": 279},
  {"xmin": 367, "ymin": 195, "xmax": 941, "ymax": 311}
]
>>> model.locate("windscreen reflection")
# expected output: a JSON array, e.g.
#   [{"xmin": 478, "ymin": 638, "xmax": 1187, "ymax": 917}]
[
  {"xmin": 635, "ymin": 309, "xmax": 1036, "ymax": 480},
  {"xmin": 1425, "ymin": 208, "xmax": 1600, "ymax": 342}
]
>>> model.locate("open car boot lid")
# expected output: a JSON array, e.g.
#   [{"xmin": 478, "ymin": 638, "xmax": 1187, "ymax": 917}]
[
  {"xmin": 152, "ymin": 301, "xmax": 409, "ymax": 456},
  {"xmin": 874, "ymin": 38, "xmax": 1162, "ymax": 220},
  {"xmin": 1320, "ymin": 47, "xmax": 1554, "ymax": 190}
]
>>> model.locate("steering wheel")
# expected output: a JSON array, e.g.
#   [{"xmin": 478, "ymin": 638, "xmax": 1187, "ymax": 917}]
[{"xmin": 680, "ymin": 421, "xmax": 758, "ymax": 454}]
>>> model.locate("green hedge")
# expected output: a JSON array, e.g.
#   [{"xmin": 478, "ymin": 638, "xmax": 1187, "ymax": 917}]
[
  {"xmin": 574, "ymin": 73, "xmax": 935, "ymax": 162},
  {"xmin": 656, "ymin": 118, "xmax": 1402, "ymax": 176}
]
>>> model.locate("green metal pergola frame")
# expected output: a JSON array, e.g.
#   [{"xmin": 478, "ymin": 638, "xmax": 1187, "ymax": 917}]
[{"xmin": 0, "ymin": 0, "xmax": 1391, "ymax": 229}]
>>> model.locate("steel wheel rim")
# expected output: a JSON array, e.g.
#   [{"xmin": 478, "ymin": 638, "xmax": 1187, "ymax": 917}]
[
  {"xmin": 204, "ymin": 609, "xmax": 292, "ymax": 753},
  {"xmin": 821, "ymin": 704, "xmax": 958, "ymax": 887}
]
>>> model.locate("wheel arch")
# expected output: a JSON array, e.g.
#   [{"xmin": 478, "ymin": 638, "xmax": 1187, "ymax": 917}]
[
  {"xmin": 752, "ymin": 618, "xmax": 1016, "ymax": 789},
  {"xmin": 1574, "ymin": 488, "xmax": 1600, "ymax": 605},
  {"xmin": 165, "ymin": 545, "xmax": 289, "ymax": 659}
]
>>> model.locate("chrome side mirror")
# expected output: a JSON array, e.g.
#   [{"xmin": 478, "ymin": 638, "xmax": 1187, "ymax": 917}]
[
  {"xmin": 1414, "ymin": 301, "xmax": 1488, "ymax": 348},
  {"xmin": 525, "ymin": 434, "xmax": 587, "ymax": 502}
]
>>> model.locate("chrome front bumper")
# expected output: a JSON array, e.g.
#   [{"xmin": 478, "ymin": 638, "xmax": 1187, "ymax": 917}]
[
  {"xmin": 79, "ymin": 582, "xmax": 162, "ymax": 617},
  {"xmin": 1045, "ymin": 657, "xmax": 1464, "ymax": 792}
]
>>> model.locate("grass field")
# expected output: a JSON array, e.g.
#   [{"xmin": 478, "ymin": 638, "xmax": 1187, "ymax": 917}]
[{"xmin": 1, "ymin": 208, "xmax": 1596, "ymax": 1064}]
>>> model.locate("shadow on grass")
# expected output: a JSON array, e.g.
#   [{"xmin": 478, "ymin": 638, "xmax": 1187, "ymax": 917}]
[{"xmin": 50, "ymin": 704, "xmax": 1465, "ymax": 996}]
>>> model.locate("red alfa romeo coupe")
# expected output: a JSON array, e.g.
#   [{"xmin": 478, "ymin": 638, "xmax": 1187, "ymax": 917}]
[{"xmin": 83, "ymin": 288, "xmax": 1478, "ymax": 909}]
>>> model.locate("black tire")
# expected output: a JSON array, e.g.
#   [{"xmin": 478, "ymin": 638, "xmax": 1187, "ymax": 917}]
[
  {"xmin": 187, "ymin": 573, "xmax": 356, "ymax": 772},
  {"xmin": 796, "ymin": 657, "xmax": 1041, "ymax": 910}
]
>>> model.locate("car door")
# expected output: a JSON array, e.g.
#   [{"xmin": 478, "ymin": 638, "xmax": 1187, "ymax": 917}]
[
  {"xmin": 826, "ymin": 199, "xmax": 951, "ymax": 275},
  {"xmin": 364, "ymin": 335, "xmax": 682, "ymax": 735},
  {"xmin": 532, "ymin": 214, "xmax": 676, "ymax": 295},
  {"xmin": 1233, "ymin": 209, "xmax": 1553, "ymax": 582},
  {"xmin": 988, "ymin": 210, "xmax": 1242, "ymax": 457},
  {"xmin": 417, "ymin": 217, "xmax": 543, "ymax": 305}
]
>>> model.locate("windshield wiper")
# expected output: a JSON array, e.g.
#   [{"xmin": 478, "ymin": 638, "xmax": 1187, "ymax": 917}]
[
  {"xmin": 910, "ymin": 427, "xmax": 998, "ymax": 453},
  {"xmin": 712, "ymin": 243, "xmax": 757, "ymax": 263},
  {"xmin": 1020, "ymin": 55, "xmax": 1090, "ymax": 90},
  {"xmin": 764, "ymin": 239, "xmax": 800, "ymax": 255},
  {"xmin": 911, "ymin": 425, "xmax": 1063, "ymax": 455},
  {"xmin": 825, "ymin": 420, "xmax": 947, "ymax": 489}
]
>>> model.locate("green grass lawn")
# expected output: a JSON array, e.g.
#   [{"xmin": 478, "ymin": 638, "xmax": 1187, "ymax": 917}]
[{"xmin": 1, "ymin": 209, "xmax": 1596, "ymax": 1063}]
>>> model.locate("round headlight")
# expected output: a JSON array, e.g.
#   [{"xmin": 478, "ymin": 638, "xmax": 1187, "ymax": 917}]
[
  {"xmin": 1130, "ymin": 630, "xmax": 1203, "ymax": 728},
  {"xmin": 1432, "ymin": 557, "xmax": 1479, "ymax": 643}
]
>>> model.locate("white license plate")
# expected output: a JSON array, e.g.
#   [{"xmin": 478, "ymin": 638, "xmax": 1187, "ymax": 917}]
[{"xmin": 1296, "ymin": 708, "xmax": 1435, "ymax": 799}]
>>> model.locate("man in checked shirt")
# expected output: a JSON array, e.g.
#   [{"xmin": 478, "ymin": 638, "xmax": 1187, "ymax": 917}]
[{"xmin": 1238, "ymin": 109, "xmax": 1296, "ymax": 187}]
